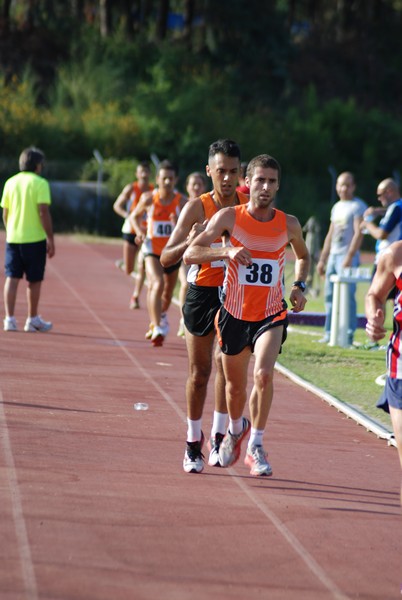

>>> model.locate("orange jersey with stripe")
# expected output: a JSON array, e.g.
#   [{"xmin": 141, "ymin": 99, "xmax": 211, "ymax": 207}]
[
  {"xmin": 146, "ymin": 191, "xmax": 182, "ymax": 256},
  {"xmin": 223, "ymin": 205, "xmax": 288, "ymax": 321},
  {"xmin": 129, "ymin": 182, "xmax": 154, "ymax": 213},
  {"xmin": 188, "ymin": 191, "xmax": 249, "ymax": 287},
  {"xmin": 123, "ymin": 182, "xmax": 154, "ymax": 234}
]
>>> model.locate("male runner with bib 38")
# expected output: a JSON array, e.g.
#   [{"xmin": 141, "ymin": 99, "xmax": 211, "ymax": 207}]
[{"xmin": 184, "ymin": 154, "xmax": 310, "ymax": 476}]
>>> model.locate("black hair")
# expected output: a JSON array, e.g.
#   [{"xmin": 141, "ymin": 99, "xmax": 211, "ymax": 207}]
[
  {"xmin": 19, "ymin": 147, "xmax": 45, "ymax": 172},
  {"xmin": 157, "ymin": 159, "xmax": 178, "ymax": 176},
  {"xmin": 208, "ymin": 139, "xmax": 241, "ymax": 160}
]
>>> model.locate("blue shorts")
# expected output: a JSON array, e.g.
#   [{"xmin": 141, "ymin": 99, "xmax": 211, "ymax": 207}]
[
  {"xmin": 377, "ymin": 377, "xmax": 402, "ymax": 414},
  {"xmin": 5, "ymin": 240, "xmax": 47, "ymax": 282}
]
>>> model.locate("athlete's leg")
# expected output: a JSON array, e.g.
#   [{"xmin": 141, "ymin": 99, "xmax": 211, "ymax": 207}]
[
  {"xmin": 133, "ymin": 249, "xmax": 146, "ymax": 298},
  {"xmin": 161, "ymin": 268, "xmax": 179, "ymax": 314},
  {"xmin": 123, "ymin": 240, "xmax": 136, "ymax": 275},
  {"xmin": 248, "ymin": 326, "xmax": 283, "ymax": 430},
  {"xmin": 26, "ymin": 280, "xmax": 42, "ymax": 318},
  {"xmin": 213, "ymin": 340, "xmax": 227, "ymax": 414},
  {"xmin": 389, "ymin": 406, "xmax": 402, "ymax": 506},
  {"xmin": 4, "ymin": 277, "xmax": 20, "ymax": 317},
  {"xmin": 144, "ymin": 256, "xmax": 164, "ymax": 327},
  {"xmin": 222, "ymin": 346, "xmax": 251, "ymax": 421},
  {"xmin": 185, "ymin": 329, "xmax": 216, "ymax": 420}
]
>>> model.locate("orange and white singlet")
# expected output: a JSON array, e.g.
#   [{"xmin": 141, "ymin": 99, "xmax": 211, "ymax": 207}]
[
  {"xmin": 122, "ymin": 181, "xmax": 154, "ymax": 234},
  {"xmin": 145, "ymin": 190, "xmax": 182, "ymax": 256},
  {"xmin": 187, "ymin": 191, "xmax": 249, "ymax": 287},
  {"xmin": 223, "ymin": 205, "xmax": 288, "ymax": 321}
]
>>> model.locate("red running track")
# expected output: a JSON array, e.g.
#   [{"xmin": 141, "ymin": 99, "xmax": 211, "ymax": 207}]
[{"xmin": 0, "ymin": 233, "xmax": 401, "ymax": 600}]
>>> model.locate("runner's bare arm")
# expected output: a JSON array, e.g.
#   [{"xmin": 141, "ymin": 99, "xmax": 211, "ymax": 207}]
[
  {"xmin": 183, "ymin": 208, "xmax": 252, "ymax": 266},
  {"xmin": 2, "ymin": 207, "xmax": 8, "ymax": 227},
  {"xmin": 287, "ymin": 214, "xmax": 310, "ymax": 312},
  {"xmin": 160, "ymin": 198, "xmax": 205, "ymax": 267},
  {"xmin": 365, "ymin": 244, "xmax": 399, "ymax": 341},
  {"xmin": 129, "ymin": 192, "xmax": 152, "ymax": 241},
  {"xmin": 113, "ymin": 183, "xmax": 132, "ymax": 219}
]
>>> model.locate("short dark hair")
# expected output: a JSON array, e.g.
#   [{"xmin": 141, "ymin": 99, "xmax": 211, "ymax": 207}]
[
  {"xmin": 246, "ymin": 154, "xmax": 281, "ymax": 182},
  {"xmin": 19, "ymin": 147, "xmax": 45, "ymax": 172},
  {"xmin": 208, "ymin": 139, "xmax": 241, "ymax": 160},
  {"xmin": 157, "ymin": 159, "xmax": 178, "ymax": 176},
  {"xmin": 137, "ymin": 161, "xmax": 151, "ymax": 171},
  {"xmin": 186, "ymin": 171, "xmax": 207, "ymax": 187}
]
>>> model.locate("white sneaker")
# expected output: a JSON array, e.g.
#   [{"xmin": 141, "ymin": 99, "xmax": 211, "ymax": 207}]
[
  {"xmin": 218, "ymin": 417, "xmax": 251, "ymax": 468},
  {"xmin": 183, "ymin": 433, "xmax": 205, "ymax": 473},
  {"xmin": 160, "ymin": 312, "xmax": 170, "ymax": 336},
  {"xmin": 207, "ymin": 433, "xmax": 224, "ymax": 467},
  {"xmin": 244, "ymin": 445, "xmax": 273, "ymax": 476},
  {"xmin": 151, "ymin": 325, "xmax": 164, "ymax": 346},
  {"xmin": 24, "ymin": 315, "xmax": 52, "ymax": 332},
  {"xmin": 3, "ymin": 316, "xmax": 18, "ymax": 332},
  {"xmin": 145, "ymin": 323, "xmax": 154, "ymax": 339}
]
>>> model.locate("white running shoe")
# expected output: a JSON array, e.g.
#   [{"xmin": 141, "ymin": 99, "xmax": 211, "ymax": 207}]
[
  {"xmin": 24, "ymin": 315, "xmax": 52, "ymax": 333},
  {"xmin": 207, "ymin": 433, "xmax": 224, "ymax": 467},
  {"xmin": 244, "ymin": 445, "xmax": 273, "ymax": 477},
  {"xmin": 183, "ymin": 433, "xmax": 205, "ymax": 473},
  {"xmin": 151, "ymin": 325, "xmax": 164, "ymax": 347},
  {"xmin": 218, "ymin": 418, "xmax": 251, "ymax": 468},
  {"xmin": 3, "ymin": 316, "xmax": 18, "ymax": 332},
  {"xmin": 160, "ymin": 312, "xmax": 170, "ymax": 337},
  {"xmin": 145, "ymin": 323, "xmax": 154, "ymax": 339}
]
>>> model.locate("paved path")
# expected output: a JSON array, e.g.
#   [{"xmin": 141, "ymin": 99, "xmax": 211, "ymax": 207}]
[{"xmin": 0, "ymin": 234, "xmax": 400, "ymax": 600}]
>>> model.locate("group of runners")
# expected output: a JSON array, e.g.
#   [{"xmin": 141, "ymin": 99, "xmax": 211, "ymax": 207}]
[{"xmin": 113, "ymin": 139, "xmax": 310, "ymax": 477}]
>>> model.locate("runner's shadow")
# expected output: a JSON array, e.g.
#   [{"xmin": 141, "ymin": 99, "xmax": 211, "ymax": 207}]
[{"xmin": 1, "ymin": 400, "xmax": 96, "ymax": 413}]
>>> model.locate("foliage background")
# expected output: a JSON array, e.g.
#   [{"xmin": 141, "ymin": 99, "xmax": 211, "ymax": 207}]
[{"xmin": 1, "ymin": 0, "xmax": 402, "ymax": 233}]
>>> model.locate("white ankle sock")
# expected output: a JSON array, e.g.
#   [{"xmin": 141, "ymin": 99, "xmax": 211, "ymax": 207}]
[
  {"xmin": 187, "ymin": 418, "xmax": 202, "ymax": 442},
  {"xmin": 229, "ymin": 417, "xmax": 243, "ymax": 436},
  {"xmin": 248, "ymin": 428, "xmax": 264, "ymax": 448},
  {"xmin": 211, "ymin": 411, "xmax": 227, "ymax": 436}
]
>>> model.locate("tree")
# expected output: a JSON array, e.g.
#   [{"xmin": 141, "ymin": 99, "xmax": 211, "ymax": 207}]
[
  {"xmin": 155, "ymin": 0, "xmax": 169, "ymax": 40},
  {"xmin": 99, "ymin": 0, "xmax": 112, "ymax": 37}
]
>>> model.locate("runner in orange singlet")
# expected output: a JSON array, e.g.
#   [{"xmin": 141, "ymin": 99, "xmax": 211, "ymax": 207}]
[
  {"xmin": 131, "ymin": 160, "xmax": 187, "ymax": 346},
  {"xmin": 161, "ymin": 140, "xmax": 248, "ymax": 473},
  {"xmin": 184, "ymin": 154, "xmax": 310, "ymax": 476},
  {"xmin": 112, "ymin": 162, "xmax": 153, "ymax": 309},
  {"xmin": 176, "ymin": 172, "xmax": 208, "ymax": 338}
]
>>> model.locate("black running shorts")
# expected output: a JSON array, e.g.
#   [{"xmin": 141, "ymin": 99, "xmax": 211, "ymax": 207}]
[
  {"xmin": 216, "ymin": 304, "xmax": 288, "ymax": 355},
  {"xmin": 182, "ymin": 283, "xmax": 222, "ymax": 337}
]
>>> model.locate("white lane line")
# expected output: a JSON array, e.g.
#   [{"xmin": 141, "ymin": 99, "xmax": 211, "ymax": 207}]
[
  {"xmin": 232, "ymin": 472, "xmax": 350, "ymax": 600},
  {"xmin": 49, "ymin": 263, "xmax": 186, "ymax": 423},
  {"xmin": 0, "ymin": 389, "xmax": 38, "ymax": 600},
  {"xmin": 49, "ymin": 252, "xmax": 349, "ymax": 599}
]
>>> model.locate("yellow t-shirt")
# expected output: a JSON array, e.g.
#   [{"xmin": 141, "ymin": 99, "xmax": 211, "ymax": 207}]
[{"xmin": 1, "ymin": 171, "xmax": 51, "ymax": 243}]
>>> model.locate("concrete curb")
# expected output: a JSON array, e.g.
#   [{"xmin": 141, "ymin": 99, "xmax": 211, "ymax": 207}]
[{"xmin": 275, "ymin": 362, "xmax": 397, "ymax": 449}]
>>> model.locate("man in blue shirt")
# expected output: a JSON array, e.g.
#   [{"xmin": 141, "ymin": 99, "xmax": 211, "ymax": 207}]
[{"xmin": 361, "ymin": 178, "xmax": 402, "ymax": 289}]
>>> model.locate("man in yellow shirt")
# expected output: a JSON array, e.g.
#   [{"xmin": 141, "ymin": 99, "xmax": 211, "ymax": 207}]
[{"xmin": 1, "ymin": 147, "xmax": 55, "ymax": 332}]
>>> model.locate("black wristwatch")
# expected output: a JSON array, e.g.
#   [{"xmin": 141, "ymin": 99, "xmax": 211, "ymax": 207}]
[{"xmin": 292, "ymin": 280, "xmax": 306, "ymax": 293}]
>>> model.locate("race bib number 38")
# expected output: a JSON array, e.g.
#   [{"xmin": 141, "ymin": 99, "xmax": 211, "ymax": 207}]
[{"xmin": 238, "ymin": 259, "xmax": 279, "ymax": 287}]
